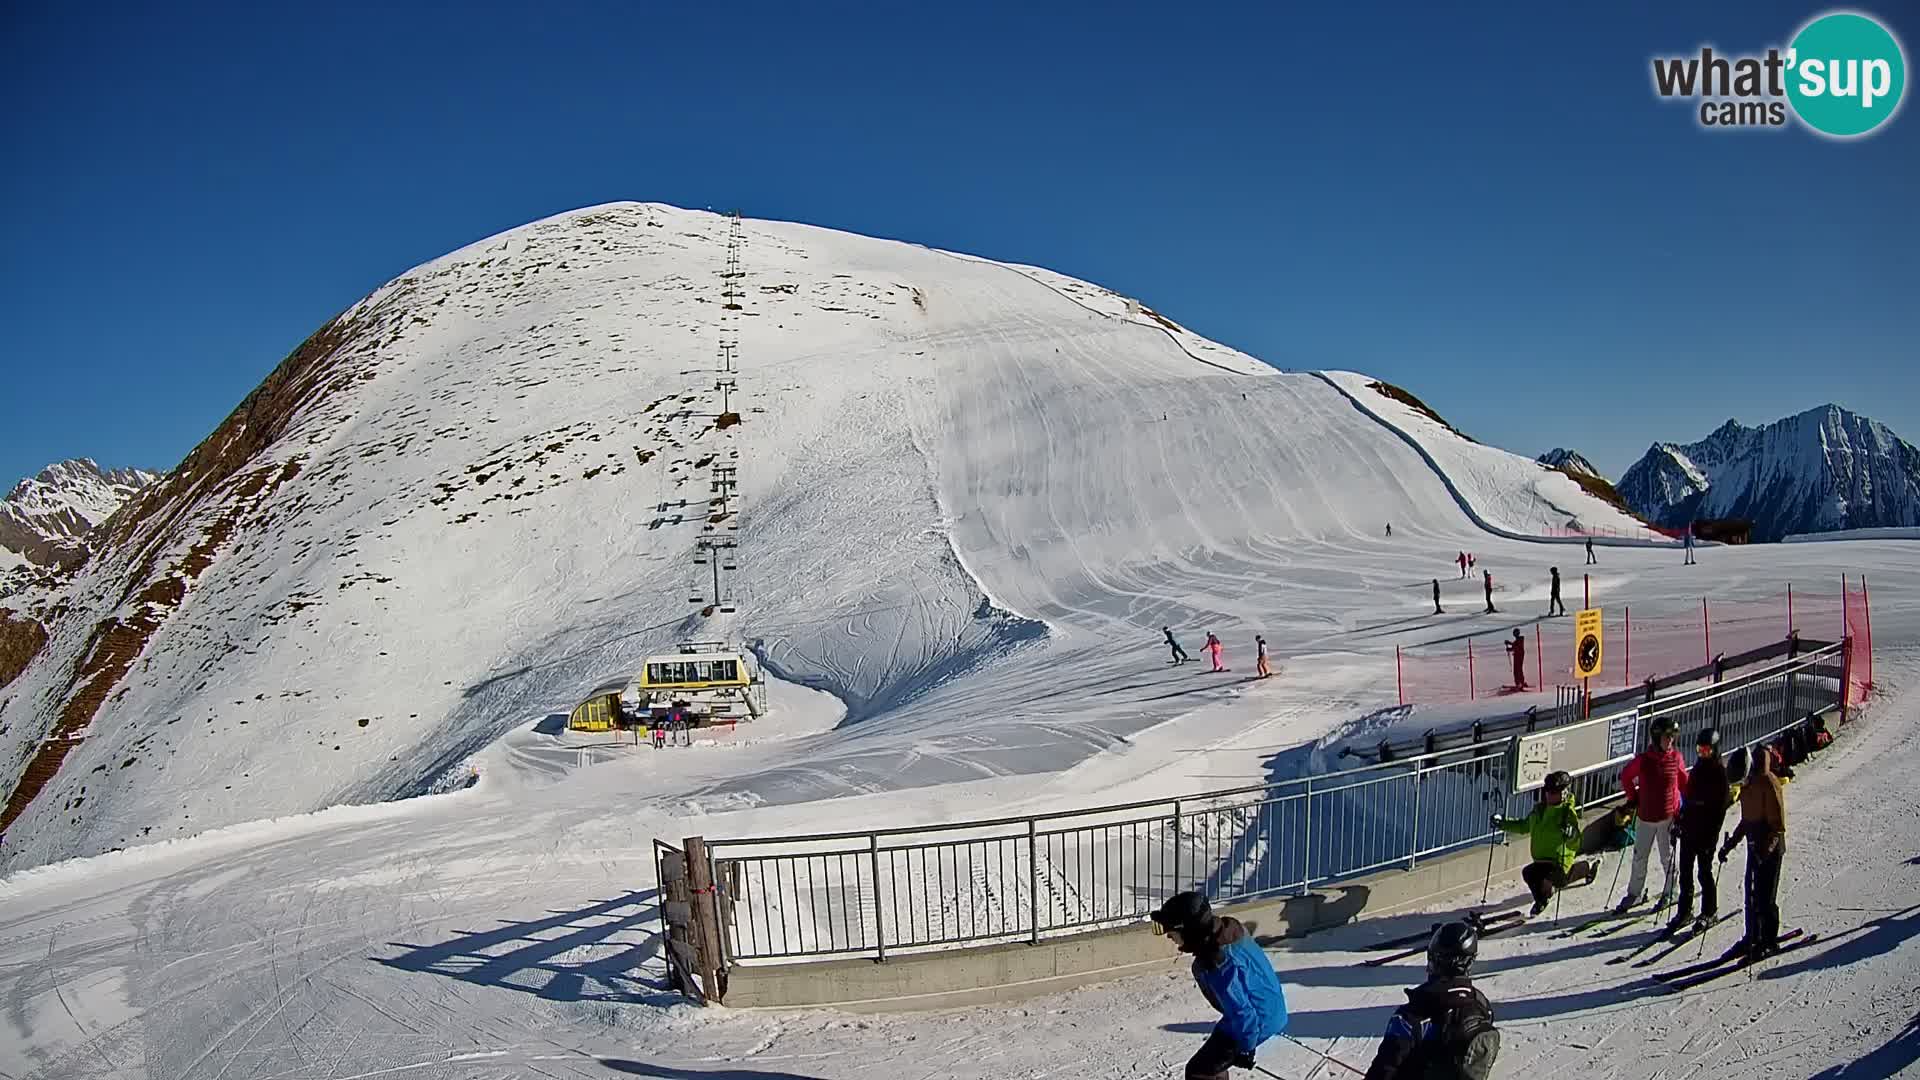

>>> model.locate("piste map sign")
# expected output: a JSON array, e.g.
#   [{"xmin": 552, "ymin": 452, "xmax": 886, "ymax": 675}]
[{"xmin": 1575, "ymin": 608, "xmax": 1604, "ymax": 679}]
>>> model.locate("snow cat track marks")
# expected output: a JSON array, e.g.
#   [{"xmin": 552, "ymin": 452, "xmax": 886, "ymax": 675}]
[{"xmin": 928, "ymin": 247, "xmax": 1257, "ymax": 377}]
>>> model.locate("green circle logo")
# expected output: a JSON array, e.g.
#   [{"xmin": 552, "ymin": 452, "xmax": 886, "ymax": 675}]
[{"xmin": 1787, "ymin": 12, "xmax": 1907, "ymax": 137}]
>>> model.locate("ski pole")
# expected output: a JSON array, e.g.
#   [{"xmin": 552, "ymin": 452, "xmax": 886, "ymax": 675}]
[
  {"xmin": 1279, "ymin": 1035, "xmax": 1367, "ymax": 1078},
  {"xmin": 1481, "ymin": 823, "xmax": 1499, "ymax": 905}
]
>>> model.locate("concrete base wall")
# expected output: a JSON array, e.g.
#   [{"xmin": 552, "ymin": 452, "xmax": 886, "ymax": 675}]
[{"xmin": 721, "ymin": 826, "xmax": 1557, "ymax": 1012}]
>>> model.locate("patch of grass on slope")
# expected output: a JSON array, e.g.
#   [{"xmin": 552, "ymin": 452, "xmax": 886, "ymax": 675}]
[{"xmin": 1365, "ymin": 380, "xmax": 1477, "ymax": 444}]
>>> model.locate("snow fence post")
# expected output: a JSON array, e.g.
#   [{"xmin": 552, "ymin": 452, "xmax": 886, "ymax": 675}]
[
  {"xmin": 1028, "ymin": 817, "xmax": 1041, "ymax": 944},
  {"xmin": 1301, "ymin": 777, "xmax": 1313, "ymax": 893},
  {"xmin": 1624, "ymin": 605, "xmax": 1632, "ymax": 687},
  {"xmin": 683, "ymin": 836, "xmax": 726, "ymax": 1004},
  {"xmin": 870, "ymin": 833, "xmax": 886, "ymax": 962},
  {"xmin": 1408, "ymin": 765, "xmax": 1423, "ymax": 871},
  {"xmin": 1702, "ymin": 598, "xmax": 1711, "ymax": 666}
]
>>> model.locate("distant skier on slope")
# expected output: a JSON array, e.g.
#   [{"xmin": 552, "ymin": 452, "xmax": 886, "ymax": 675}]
[
  {"xmin": 1720, "ymin": 747, "xmax": 1789, "ymax": 961},
  {"xmin": 1165, "ymin": 626, "xmax": 1193, "ymax": 665},
  {"xmin": 1585, "ymin": 536, "xmax": 1597, "ymax": 565},
  {"xmin": 1255, "ymin": 635, "xmax": 1272, "ymax": 679},
  {"xmin": 1617, "ymin": 716, "xmax": 1688, "ymax": 913},
  {"xmin": 1432, "ymin": 579, "xmax": 1443, "ymax": 616},
  {"xmin": 1684, "ymin": 524, "xmax": 1697, "ymax": 565},
  {"xmin": 1457, "ymin": 552, "xmax": 1468, "ymax": 578},
  {"xmin": 1150, "ymin": 891, "xmax": 1289, "ymax": 1080},
  {"xmin": 1205, "ymin": 632, "xmax": 1227, "ymax": 672},
  {"xmin": 1547, "ymin": 567, "xmax": 1566, "ymax": 617},
  {"xmin": 1493, "ymin": 770, "xmax": 1596, "ymax": 915},
  {"xmin": 1503, "ymin": 629, "xmax": 1528, "ymax": 690},
  {"xmin": 1385, "ymin": 522, "xmax": 1393, "ymax": 537},
  {"xmin": 1362, "ymin": 921, "xmax": 1500, "ymax": 1080},
  {"xmin": 1482, "ymin": 570, "xmax": 1496, "ymax": 614},
  {"xmin": 1672, "ymin": 726, "xmax": 1731, "ymax": 933}
]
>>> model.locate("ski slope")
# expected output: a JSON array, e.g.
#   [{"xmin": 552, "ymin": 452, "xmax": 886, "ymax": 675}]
[
  {"xmin": 2, "ymin": 204, "xmax": 1917, "ymax": 1078},
  {"xmin": 1, "ymin": 202, "xmax": 1635, "ymax": 871}
]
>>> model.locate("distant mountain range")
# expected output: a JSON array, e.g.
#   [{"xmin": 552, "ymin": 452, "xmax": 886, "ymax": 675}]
[
  {"xmin": 1537, "ymin": 448, "xmax": 1600, "ymax": 477},
  {"xmin": 1619, "ymin": 406, "xmax": 1920, "ymax": 542},
  {"xmin": 1, "ymin": 459, "xmax": 162, "ymax": 574}
]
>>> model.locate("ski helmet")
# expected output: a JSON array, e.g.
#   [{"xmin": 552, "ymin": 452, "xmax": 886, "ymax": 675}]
[
  {"xmin": 1544, "ymin": 769, "xmax": 1572, "ymax": 794},
  {"xmin": 1150, "ymin": 891, "xmax": 1214, "ymax": 938},
  {"xmin": 1724, "ymin": 745, "xmax": 1750, "ymax": 780},
  {"xmin": 1427, "ymin": 920, "xmax": 1478, "ymax": 979},
  {"xmin": 1696, "ymin": 726, "xmax": 1721, "ymax": 751},
  {"xmin": 1650, "ymin": 716, "xmax": 1680, "ymax": 741}
]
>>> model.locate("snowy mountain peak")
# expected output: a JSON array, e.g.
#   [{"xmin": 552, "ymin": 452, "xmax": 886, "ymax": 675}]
[
  {"xmin": 1536, "ymin": 448, "xmax": 1601, "ymax": 478},
  {"xmin": 1, "ymin": 458, "xmax": 163, "ymax": 571},
  {"xmin": 1619, "ymin": 406, "xmax": 1920, "ymax": 541}
]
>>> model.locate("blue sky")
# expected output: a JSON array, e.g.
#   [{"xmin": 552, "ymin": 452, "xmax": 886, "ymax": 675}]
[{"xmin": 2, "ymin": 1, "xmax": 1914, "ymax": 487}]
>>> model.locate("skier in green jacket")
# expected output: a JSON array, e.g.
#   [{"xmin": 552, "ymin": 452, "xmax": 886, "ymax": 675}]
[{"xmin": 1492, "ymin": 770, "xmax": 1597, "ymax": 916}]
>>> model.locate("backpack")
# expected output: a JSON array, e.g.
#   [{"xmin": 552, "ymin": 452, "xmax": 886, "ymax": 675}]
[{"xmin": 1410, "ymin": 987, "xmax": 1500, "ymax": 1080}]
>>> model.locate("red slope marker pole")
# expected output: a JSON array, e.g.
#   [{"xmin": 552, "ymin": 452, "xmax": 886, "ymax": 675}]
[
  {"xmin": 1468, "ymin": 639, "xmax": 1476, "ymax": 701},
  {"xmin": 1624, "ymin": 605, "xmax": 1632, "ymax": 687},
  {"xmin": 1787, "ymin": 582, "xmax": 1794, "ymax": 638},
  {"xmin": 1396, "ymin": 645, "xmax": 1405, "ymax": 707},
  {"xmin": 1535, "ymin": 623, "xmax": 1543, "ymax": 690},
  {"xmin": 1863, "ymin": 576, "xmax": 1875, "ymax": 690}
]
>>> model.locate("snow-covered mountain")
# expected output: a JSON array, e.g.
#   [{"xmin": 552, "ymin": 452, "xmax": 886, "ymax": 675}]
[
  {"xmin": 0, "ymin": 459, "xmax": 161, "ymax": 572},
  {"xmin": 0, "ymin": 202, "xmax": 1646, "ymax": 872},
  {"xmin": 1619, "ymin": 407, "xmax": 1920, "ymax": 542},
  {"xmin": 1537, "ymin": 447, "xmax": 1600, "ymax": 477}
]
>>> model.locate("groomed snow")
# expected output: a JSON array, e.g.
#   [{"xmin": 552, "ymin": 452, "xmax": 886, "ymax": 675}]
[
  {"xmin": 1321, "ymin": 370, "xmax": 1657, "ymax": 541},
  {"xmin": 2, "ymin": 204, "xmax": 1917, "ymax": 1078}
]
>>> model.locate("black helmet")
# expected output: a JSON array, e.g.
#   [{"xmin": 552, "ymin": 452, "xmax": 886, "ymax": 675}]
[
  {"xmin": 1428, "ymin": 920, "xmax": 1479, "ymax": 979},
  {"xmin": 1544, "ymin": 769, "xmax": 1572, "ymax": 793},
  {"xmin": 1724, "ymin": 745, "xmax": 1750, "ymax": 779},
  {"xmin": 1696, "ymin": 727, "xmax": 1721, "ymax": 750},
  {"xmin": 1650, "ymin": 716, "xmax": 1680, "ymax": 740},
  {"xmin": 1150, "ymin": 891, "xmax": 1214, "ymax": 938}
]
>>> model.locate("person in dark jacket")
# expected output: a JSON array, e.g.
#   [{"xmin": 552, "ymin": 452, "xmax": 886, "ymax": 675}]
[
  {"xmin": 1720, "ymin": 747, "xmax": 1789, "ymax": 960},
  {"xmin": 1547, "ymin": 567, "xmax": 1565, "ymax": 617},
  {"xmin": 1671, "ymin": 726, "xmax": 1732, "ymax": 932},
  {"xmin": 1482, "ymin": 570, "xmax": 1496, "ymax": 614},
  {"xmin": 1151, "ymin": 891, "xmax": 1289, "ymax": 1079},
  {"xmin": 1364, "ymin": 921, "xmax": 1500, "ymax": 1080},
  {"xmin": 1585, "ymin": 536, "xmax": 1597, "ymax": 565},
  {"xmin": 1165, "ymin": 626, "xmax": 1192, "ymax": 665},
  {"xmin": 1432, "ymin": 579, "xmax": 1443, "ymax": 616}
]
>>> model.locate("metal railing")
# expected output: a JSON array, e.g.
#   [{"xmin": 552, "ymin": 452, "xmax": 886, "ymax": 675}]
[{"xmin": 703, "ymin": 640, "xmax": 1846, "ymax": 962}]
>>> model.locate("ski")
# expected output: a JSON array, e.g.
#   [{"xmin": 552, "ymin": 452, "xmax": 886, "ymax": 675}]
[
  {"xmin": 1632, "ymin": 911, "xmax": 1740, "ymax": 968},
  {"xmin": 1657, "ymin": 933, "xmax": 1820, "ymax": 992},
  {"xmin": 1364, "ymin": 908, "xmax": 1522, "ymax": 952},
  {"xmin": 1652, "ymin": 928, "xmax": 1804, "ymax": 984},
  {"xmin": 1606, "ymin": 923, "xmax": 1678, "ymax": 965},
  {"xmin": 1363, "ymin": 911, "xmax": 1524, "ymax": 966}
]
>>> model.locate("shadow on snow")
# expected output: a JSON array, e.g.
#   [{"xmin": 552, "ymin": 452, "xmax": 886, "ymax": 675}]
[{"xmin": 375, "ymin": 889, "xmax": 678, "ymax": 1006}]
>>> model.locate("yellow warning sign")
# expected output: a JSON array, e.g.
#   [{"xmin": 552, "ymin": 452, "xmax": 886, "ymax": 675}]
[{"xmin": 1574, "ymin": 608, "xmax": 1604, "ymax": 680}]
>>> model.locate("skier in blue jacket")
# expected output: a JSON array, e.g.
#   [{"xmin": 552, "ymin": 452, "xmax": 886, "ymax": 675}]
[{"xmin": 1150, "ymin": 891, "xmax": 1289, "ymax": 1079}]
